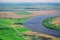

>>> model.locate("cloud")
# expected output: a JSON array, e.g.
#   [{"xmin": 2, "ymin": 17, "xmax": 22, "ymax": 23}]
[{"xmin": 0, "ymin": 0, "xmax": 60, "ymax": 2}]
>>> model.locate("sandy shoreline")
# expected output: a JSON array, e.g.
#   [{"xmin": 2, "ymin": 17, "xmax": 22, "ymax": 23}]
[{"xmin": 24, "ymin": 31, "xmax": 60, "ymax": 40}]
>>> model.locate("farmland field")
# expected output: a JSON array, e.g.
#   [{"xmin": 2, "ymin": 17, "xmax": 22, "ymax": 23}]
[
  {"xmin": 0, "ymin": 18, "xmax": 29, "ymax": 40},
  {"xmin": 14, "ymin": 11, "xmax": 32, "ymax": 15}
]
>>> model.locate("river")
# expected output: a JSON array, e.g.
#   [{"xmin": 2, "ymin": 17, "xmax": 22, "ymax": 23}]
[{"xmin": 23, "ymin": 13, "xmax": 60, "ymax": 38}]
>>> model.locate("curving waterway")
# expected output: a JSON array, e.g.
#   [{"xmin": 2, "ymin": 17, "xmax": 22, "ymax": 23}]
[{"xmin": 23, "ymin": 14, "xmax": 60, "ymax": 38}]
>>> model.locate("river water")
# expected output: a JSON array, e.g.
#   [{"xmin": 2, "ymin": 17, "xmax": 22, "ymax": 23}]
[{"xmin": 23, "ymin": 13, "xmax": 60, "ymax": 38}]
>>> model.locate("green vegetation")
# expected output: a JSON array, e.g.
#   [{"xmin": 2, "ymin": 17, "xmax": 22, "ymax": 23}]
[
  {"xmin": 43, "ymin": 16, "xmax": 60, "ymax": 30},
  {"xmin": 16, "ymin": 27, "xmax": 29, "ymax": 32},
  {"xmin": 0, "ymin": 18, "xmax": 15, "ymax": 28},
  {"xmin": 15, "ymin": 17, "xmax": 30, "ymax": 25},
  {"xmin": 14, "ymin": 11, "xmax": 32, "ymax": 15},
  {"xmin": 0, "ymin": 18, "xmax": 29, "ymax": 40},
  {"xmin": 0, "ymin": 17, "xmax": 52, "ymax": 40},
  {"xmin": 0, "ymin": 28, "xmax": 25, "ymax": 40}
]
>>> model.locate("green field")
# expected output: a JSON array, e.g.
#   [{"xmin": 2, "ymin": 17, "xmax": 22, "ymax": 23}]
[
  {"xmin": 43, "ymin": 16, "xmax": 60, "ymax": 30},
  {"xmin": 14, "ymin": 11, "xmax": 32, "ymax": 15},
  {"xmin": 0, "ymin": 18, "xmax": 29, "ymax": 40}
]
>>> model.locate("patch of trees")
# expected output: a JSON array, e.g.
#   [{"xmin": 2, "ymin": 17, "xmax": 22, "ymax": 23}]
[
  {"xmin": 15, "ymin": 22, "xmax": 23, "ymax": 25},
  {"xmin": 0, "ymin": 27, "xmax": 9, "ymax": 30}
]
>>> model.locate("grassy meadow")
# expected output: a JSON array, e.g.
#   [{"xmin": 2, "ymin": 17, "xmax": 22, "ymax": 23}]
[{"xmin": 0, "ymin": 18, "xmax": 29, "ymax": 40}]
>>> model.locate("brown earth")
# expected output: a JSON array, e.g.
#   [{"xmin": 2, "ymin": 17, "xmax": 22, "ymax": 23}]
[
  {"xmin": 0, "ymin": 10, "xmax": 60, "ymax": 18},
  {"xmin": 19, "ymin": 10, "xmax": 60, "ymax": 18},
  {"xmin": 24, "ymin": 31, "xmax": 60, "ymax": 40},
  {"xmin": 31, "ymin": 10, "xmax": 60, "ymax": 16},
  {"xmin": 52, "ymin": 17, "xmax": 60, "ymax": 25},
  {"xmin": 0, "ymin": 12, "xmax": 20, "ymax": 18}
]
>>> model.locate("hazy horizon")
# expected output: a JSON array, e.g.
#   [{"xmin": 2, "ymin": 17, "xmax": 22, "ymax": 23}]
[{"xmin": 0, "ymin": 0, "xmax": 60, "ymax": 2}]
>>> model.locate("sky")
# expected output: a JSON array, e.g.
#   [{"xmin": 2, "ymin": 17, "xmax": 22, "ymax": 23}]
[{"xmin": 0, "ymin": 0, "xmax": 60, "ymax": 2}]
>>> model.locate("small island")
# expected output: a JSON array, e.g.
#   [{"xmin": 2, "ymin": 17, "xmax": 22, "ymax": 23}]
[{"xmin": 43, "ymin": 16, "xmax": 60, "ymax": 31}]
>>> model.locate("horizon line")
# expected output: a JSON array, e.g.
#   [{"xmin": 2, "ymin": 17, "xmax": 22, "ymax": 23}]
[{"xmin": 0, "ymin": 2, "xmax": 60, "ymax": 3}]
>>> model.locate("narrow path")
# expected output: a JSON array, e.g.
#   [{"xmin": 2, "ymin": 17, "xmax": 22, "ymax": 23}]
[{"xmin": 11, "ymin": 18, "xmax": 27, "ymax": 40}]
